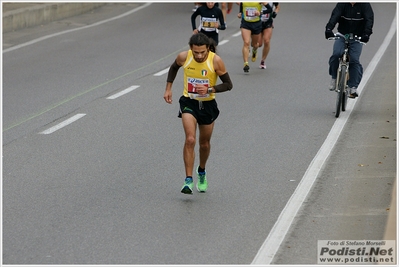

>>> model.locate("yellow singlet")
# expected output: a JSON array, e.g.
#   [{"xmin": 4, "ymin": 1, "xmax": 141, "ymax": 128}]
[
  {"xmin": 182, "ymin": 50, "xmax": 217, "ymax": 101},
  {"xmin": 242, "ymin": 2, "xmax": 262, "ymax": 22}
]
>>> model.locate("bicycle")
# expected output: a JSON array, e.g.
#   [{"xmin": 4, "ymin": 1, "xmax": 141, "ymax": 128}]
[{"xmin": 328, "ymin": 32, "xmax": 365, "ymax": 118}]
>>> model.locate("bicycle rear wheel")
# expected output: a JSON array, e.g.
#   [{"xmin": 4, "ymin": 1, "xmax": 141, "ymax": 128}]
[
  {"xmin": 341, "ymin": 66, "xmax": 349, "ymax": 112},
  {"xmin": 335, "ymin": 91, "xmax": 342, "ymax": 118}
]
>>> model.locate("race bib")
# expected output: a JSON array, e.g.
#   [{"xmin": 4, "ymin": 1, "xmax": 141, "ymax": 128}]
[
  {"xmin": 245, "ymin": 7, "xmax": 258, "ymax": 21},
  {"xmin": 201, "ymin": 17, "xmax": 217, "ymax": 31},
  {"xmin": 261, "ymin": 13, "xmax": 270, "ymax": 21},
  {"xmin": 187, "ymin": 77, "xmax": 210, "ymax": 99}
]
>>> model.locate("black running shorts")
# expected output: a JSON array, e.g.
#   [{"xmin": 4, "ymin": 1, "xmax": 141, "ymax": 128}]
[
  {"xmin": 178, "ymin": 96, "xmax": 219, "ymax": 125},
  {"xmin": 200, "ymin": 30, "xmax": 219, "ymax": 46},
  {"xmin": 240, "ymin": 20, "xmax": 262, "ymax": 35},
  {"xmin": 261, "ymin": 19, "xmax": 274, "ymax": 30}
]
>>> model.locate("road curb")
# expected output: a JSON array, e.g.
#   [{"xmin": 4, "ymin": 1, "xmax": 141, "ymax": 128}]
[
  {"xmin": 383, "ymin": 179, "xmax": 397, "ymax": 241},
  {"xmin": 2, "ymin": 3, "xmax": 105, "ymax": 33}
]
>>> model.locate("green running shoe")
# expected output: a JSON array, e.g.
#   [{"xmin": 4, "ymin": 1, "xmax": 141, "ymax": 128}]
[
  {"xmin": 196, "ymin": 167, "xmax": 208, "ymax": 192},
  {"xmin": 181, "ymin": 177, "xmax": 193, "ymax": 194}
]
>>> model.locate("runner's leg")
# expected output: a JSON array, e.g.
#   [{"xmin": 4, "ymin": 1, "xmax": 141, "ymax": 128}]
[
  {"xmin": 261, "ymin": 27, "xmax": 272, "ymax": 62},
  {"xmin": 198, "ymin": 122, "xmax": 215, "ymax": 169},
  {"xmin": 241, "ymin": 28, "xmax": 252, "ymax": 64},
  {"xmin": 251, "ymin": 33, "xmax": 260, "ymax": 51},
  {"xmin": 182, "ymin": 113, "xmax": 197, "ymax": 177}
]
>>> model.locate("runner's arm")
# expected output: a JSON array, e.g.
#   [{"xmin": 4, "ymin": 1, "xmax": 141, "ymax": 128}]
[
  {"xmin": 164, "ymin": 52, "xmax": 186, "ymax": 103},
  {"xmin": 191, "ymin": 9, "xmax": 200, "ymax": 30},
  {"xmin": 217, "ymin": 9, "xmax": 226, "ymax": 30},
  {"xmin": 213, "ymin": 73, "xmax": 232, "ymax": 92},
  {"xmin": 211, "ymin": 55, "xmax": 233, "ymax": 93},
  {"xmin": 166, "ymin": 60, "xmax": 181, "ymax": 83},
  {"xmin": 166, "ymin": 52, "xmax": 186, "ymax": 83}
]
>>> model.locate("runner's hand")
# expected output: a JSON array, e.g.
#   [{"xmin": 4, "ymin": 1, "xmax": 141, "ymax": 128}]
[
  {"xmin": 194, "ymin": 84, "xmax": 208, "ymax": 96},
  {"xmin": 164, "ymin": 90, "xmax": 172, "ymax": 104}
]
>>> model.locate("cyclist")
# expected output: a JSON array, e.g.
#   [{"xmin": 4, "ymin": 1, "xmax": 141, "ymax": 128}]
[
  {"xmin": 258, "ymin": 2, "xmax": 280, "ymax": 69},
  {"xmin": 191, "ymin": 2, "xmax": 226, "ymax": 46},
  {"xmin": 325, "ymin": 3, "xmax": 374, "ymax": 98},
  {"xmin": 163, "ymin": 33, "xmax": 233, "ymax": 194}
]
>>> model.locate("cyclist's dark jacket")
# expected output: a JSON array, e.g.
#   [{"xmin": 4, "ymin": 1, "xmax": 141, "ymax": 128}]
[{"xmin": 326, "ymin": 3, "xmax": 374, "ymax": 36}]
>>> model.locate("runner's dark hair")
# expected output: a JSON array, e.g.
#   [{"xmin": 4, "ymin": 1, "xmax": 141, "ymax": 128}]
[{"xmin": 188, "ymin": 32, "xmax": 216, "ymax": 53}]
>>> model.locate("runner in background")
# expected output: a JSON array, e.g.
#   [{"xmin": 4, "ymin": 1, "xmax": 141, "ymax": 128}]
[
  {"xmin": 192, "ymin": 3, "xmax": 202, "ymax": 12},
  {"xmin": 238, "ymin": 2, "xmax": 266, "ymax": 73},
  {"xmin": 220, "ymin": 3, "xmax": 233, "ymax": 28},
  {"xmin": 258, "ymin": 2, "xmax": 279, "ymax": 69},
  {"xmin": 191, "ymin": 2, "xmax": 226, "ymax": 46}
]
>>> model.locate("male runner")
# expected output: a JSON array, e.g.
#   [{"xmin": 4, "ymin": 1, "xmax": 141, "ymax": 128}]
[{"xmin": 163, "ymin": 33, "xmax": 233, "ymax": 194}]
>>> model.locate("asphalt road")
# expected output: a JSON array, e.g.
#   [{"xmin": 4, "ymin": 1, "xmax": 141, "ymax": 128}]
[{"xmin": 2, "ymin": 3, "xmax": 397, "ymax": 265}]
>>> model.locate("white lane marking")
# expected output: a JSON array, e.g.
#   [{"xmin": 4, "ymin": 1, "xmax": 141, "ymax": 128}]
[
  {"xmin": 40, "ymin": 114, "xmax": 86, "ymax": 134},
  {"xmin": 107, "ymin": 85, "xmax": 139, "ymax": 99},
  {"xmin": 218, "ymin": 40, "xmax": 229, "ymax": 46},
  {"xmin": 251, "ymin": 14, "xmax": 397, "ymax": 265},
  {"xmin": 232, "ymin": 31, "xmax": 242, "ymax": 37},
  {"xmin": 154, "ymin": 68, "xmax": 169, "ymax": 76},
  {"xmin": 3, "ymin": 3, "xmax": 152, "ymax": 53}
]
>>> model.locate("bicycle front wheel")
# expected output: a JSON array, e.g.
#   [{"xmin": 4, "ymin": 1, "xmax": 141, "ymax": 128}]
[{"xmin": 335, "ymin": 66, "xmax": 346, "ymax": 118}]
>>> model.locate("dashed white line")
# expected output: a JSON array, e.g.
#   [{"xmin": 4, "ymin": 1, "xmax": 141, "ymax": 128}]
[
  {"xmin": 218, "ymin": 40, "xmax": 229, "ymax": 46},
  {"xmin": 107, "ymin": 85, "xmax": 140, "ymax": 99},
  {"xmin": 232, "ymin": 31, "xmax": 242, "ymax": 37},
  {"xmin": 154, "ymin": 68, "xmax": 169, "ymax": 76},
  {"xmin": 40, "ymin": 113, "xmax": 86, "ymax": 134}
]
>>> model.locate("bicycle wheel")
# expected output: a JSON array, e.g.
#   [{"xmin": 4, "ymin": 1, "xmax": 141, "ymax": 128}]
[
  {"xmin": 335, "ymin": 69, "xmax": 344, "ymax": 118},
  {"xmin": 341, "ymin": 66, "xmax": 349, "ymax": 112}
]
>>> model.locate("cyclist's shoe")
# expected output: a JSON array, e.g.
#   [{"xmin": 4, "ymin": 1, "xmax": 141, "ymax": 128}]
[
  {"xmin": 196, "ymin": 167, "xmax": 208, "ymax": 192},
  {"xmin": 251, "ymin": 48, "xmax": 258, "ymax": 62},
  {"xmin": 181, "ymin": 177, "xmax": 193, "ymax": 194},
  {"xmin": 259, "ymin": 60, "xmax": 266, "ymax": 69},
  {"xmin": 243, "ymin": 62, "xmax": 250, "ymax": 73},
  {"xmin": 329, "ymin": 78, "xmax": 336, "ymax": 91},
  {"xmin": 349, "ymin": 87, "xmax": 358, "ymax": 98}
]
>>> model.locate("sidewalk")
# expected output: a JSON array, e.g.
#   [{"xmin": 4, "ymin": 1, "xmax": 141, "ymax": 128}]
[
  {"xmin": 272, "ymin": 33, "xmax": 397, "ymax": 264},
  {"xmin": 2, "ymin": 3, "xmax": 105, "ymax": 33}
]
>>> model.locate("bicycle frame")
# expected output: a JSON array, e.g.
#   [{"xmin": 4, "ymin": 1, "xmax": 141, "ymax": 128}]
[
  {"xmin": 328, "ymin": 33, "xmax": 364, "ymax": 118},
  {"xmin": 335, "ymin": 33, "xmax": 351, "ymax": 93}
]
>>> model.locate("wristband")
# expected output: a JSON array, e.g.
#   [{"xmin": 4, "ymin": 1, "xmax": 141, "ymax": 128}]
[{"xmin": 208, "ymin": 87, "xmax": 213, "ymax": 94}]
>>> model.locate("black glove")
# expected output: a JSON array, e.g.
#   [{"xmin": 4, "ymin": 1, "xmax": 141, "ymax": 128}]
[
  {"xmin": 361, "ymin": 34, "xmax": 369, "ymax": 43},
  {"xmin": 272, "ymin": 11, "xmax": 277, "ymax": 18},
  {"xmin": 325, "ymin": 28, "xmax": 334, "ymax": 39}
]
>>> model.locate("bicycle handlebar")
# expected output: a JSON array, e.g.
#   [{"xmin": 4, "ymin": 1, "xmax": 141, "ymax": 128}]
[{"xmin": 328, "ymin": 32, "xmax": 366, "ymax": 45}]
